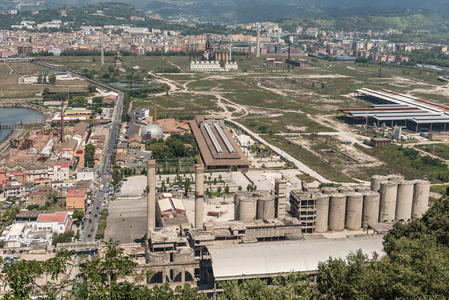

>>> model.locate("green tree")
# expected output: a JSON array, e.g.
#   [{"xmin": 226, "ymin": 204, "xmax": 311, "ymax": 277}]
[
  {"xmin": 225, "ymin": 185, "xmax": 230, "ymax": 194},
  {"xmin": 72, "ymin": 209, "xmax": 85, "ymax": 225},
  {"xmin": 87, "ymin": 84, "xmax": 97, "ymax": 93},
  {"xmin": 48, "ymin": 74, "xmax": 56, "ymax": 85},
  {"xmin": 2, "ymin": 249, "xmax": 74, "ymax": 299}
]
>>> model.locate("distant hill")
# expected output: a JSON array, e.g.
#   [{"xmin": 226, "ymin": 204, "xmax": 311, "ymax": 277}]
[
  {"xmin": 276, "ymin": 10, "xmax": 449, "ymax": 34},
  {"xmin": 22, "ymin": 0, "xmax": 449, "ymax": 24}
]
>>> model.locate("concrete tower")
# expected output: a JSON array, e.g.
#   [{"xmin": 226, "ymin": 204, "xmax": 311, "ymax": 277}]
[
  {"xmin": 60, "ymin": 98, "xmax": 64, "ymax": 143},
  {"xmin": 147, "ymin": 160, "xmax": 157, "ymax": 229},
  {"xmin": 194, "ymin": 164, "xmax": 205, "ymax": 228},
  {"xmin": 100, "ymin": 30, "xmax": 104, "ymax": 66},
  {"xmin": 256, "ymin": 23, "xmax": 260, "ymax": 57}
]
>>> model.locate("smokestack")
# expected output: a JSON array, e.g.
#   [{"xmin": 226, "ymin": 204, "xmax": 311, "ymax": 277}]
[
  {"xmin": 147, "ymin": 160, "xmax": 157, "ymax": 229},
  {"xmin": 229, "ymin": 44, "xmax": 232, "ymax": 62},
  {"xmin": 100, "ymin": 30, "xmax": 104, "ymax": 66},
  {"xmin": 60, "ymin": 98, "xmax": 64, "ymax": 143},
  {"xmin": 256, "ymin": 23, "xmax": 260, "ymax": 57},
  {"xmin": 194, "ymin": 164, "xmax": 205, "ymax": 228}
]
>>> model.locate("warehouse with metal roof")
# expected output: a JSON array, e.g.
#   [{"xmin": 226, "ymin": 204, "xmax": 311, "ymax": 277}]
[
  {"xmin": 203, "ymin": 235, "xmax": 384, "ymax": 282},
  {"xmin": 340, "ymin": 88, "xmax": 449, "ymax": 132}
]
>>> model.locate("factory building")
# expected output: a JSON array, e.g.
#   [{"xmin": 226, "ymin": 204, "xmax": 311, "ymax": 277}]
[
  {"xmin": 189, "ymin": 115, "xmax": 250, "ymax": 169},
  {"xmin": 290, "ymin": 176, "xmax": 430, "ymax": 233},
  {"xmin": 341, "ymin": 88, "xmax": 449, "ymax": 132},
  {"xmin": 140, "ymin": 159, "xmax": 428, "ymax": 290}
]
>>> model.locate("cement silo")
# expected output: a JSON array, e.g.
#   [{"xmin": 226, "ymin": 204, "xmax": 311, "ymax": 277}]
[
  {"xmin": 234, "ymin": 192, "xmax": 249, "ymax": 220},
  {"xmin": 315, "ymin": 195, "xmax": 329, "ymax": 233},
  {"xmin": 346, "ymin": 192, "xmax": 363, "ymax": 230},
  {"xmin": 371, "ymin": 175, "xmax": 386, "ymax": 192},
  {"xmin": 395, "ymin": 181, "xmax": 414, "ymax": 221},
  {"xmin": 257, "ymin": 195, "xmax": 275, "ymax": 220},
  {"xmin": 412, "ymin": 180, "xmax": 430, "ymax": 219},
  {"xmin": 328, "ymin": 193, "xmax": 346, "ymax": 231},
  {"xmin": 362, "ymin": 191, "xmax": 380, "ymax": 227},
  {"xmin": 238, "ymin": 198, "xmax": 256, "ymax": 221},
  {"xmin": 379, "ymin": 181, "xmax": 398, "ymax": 222},
  {"xmin": 322, "ymin": 187, "xmax": 338, "ymax": 194}
]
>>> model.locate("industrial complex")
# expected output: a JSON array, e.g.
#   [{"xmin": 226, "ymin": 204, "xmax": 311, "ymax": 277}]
[
  {"xmin": 341, "ymin": 88, "xmax": 449, "ymax": 132},
  {"xmin": 125, "ymin": 159, "xmax": 429, "ymax": 288}
]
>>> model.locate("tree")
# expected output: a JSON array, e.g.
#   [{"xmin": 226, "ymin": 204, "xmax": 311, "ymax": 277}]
[
  {"xmin": 238, "ymin": 186, "xmax": 242, "ymax": 191},
  {"xmin": 52, "ymin": 231, "xmax": 74, "ymax": 245},
  {"xmin": 72, "ymin": 239, "xmax": 148, "ymax": 299},
  {"xmin": 2, "ymin": 249, "xmax": 74, "ymax": 299},
  {"xmin": 217, "ymin": 186, "xmax": 222, "ymax": 194},
  {"xmin": 48, "ymin": 74, "xmax": 56, "ymax": 85},
  {"xmin": 72, "ymin": 209, "xmax": 85, "ymax": 225},
  {"xmin": 87, "ymin": 84, "xmax": 97, "ymax": 93},
  {"xmin": 84, "ymin": 143, "xmax": 96, "ymax": 168},
  {"xmin": 225, "ymin": 185, "xmax": 230, "ymax": 194}
]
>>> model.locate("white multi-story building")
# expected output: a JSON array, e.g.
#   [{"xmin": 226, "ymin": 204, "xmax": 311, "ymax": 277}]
[{"xmin": 190, "ymin": 61, "xmax": 238, "ymax": 72}]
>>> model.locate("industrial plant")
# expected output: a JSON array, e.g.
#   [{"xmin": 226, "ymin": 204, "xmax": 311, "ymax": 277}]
[
  {"xmin": 137, "ymin": 159, "xmax": 423, "ymax": 288},
  {"xmin": 341, "ymin": 88, "xmax": 449, "ymax": 132},
  {"xmin": 290, "ymin": 175, "xmax": 430, "ymax": 233}
]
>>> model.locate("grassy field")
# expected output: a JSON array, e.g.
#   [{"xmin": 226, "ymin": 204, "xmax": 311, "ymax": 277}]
[{"xmin": 3, "ymin": 54, "xmax": 449, "ymax": 182}]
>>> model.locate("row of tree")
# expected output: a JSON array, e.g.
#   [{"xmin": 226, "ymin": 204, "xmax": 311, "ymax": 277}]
[{"xmin": 5, "ymin": 196, "xmax": 449, "ymax": 298}]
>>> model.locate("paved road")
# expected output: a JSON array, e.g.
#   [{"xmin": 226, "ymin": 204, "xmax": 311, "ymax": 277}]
[{"xmin": 82, "ymin": 91, "xmax": 123, "ymax": 243}]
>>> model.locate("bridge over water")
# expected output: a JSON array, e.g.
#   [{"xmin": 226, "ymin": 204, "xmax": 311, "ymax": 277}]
[{"xmin": 0, "ymin": 121, "xmax": 43, "ymax": 129}]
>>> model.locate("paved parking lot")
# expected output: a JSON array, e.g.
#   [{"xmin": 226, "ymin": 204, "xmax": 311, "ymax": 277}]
[{"xmin": 104, "ymin": 196, "xmax": 147, "ymax": 244}]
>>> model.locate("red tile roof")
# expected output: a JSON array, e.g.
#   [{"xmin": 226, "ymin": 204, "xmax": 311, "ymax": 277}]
[
  {"xmin": 66, "ymin": 189, "xmax": 87, "ymax": 197},
  {"xmin": 37, "ymin": 212, "xmax": 68, "ymax": 223}
]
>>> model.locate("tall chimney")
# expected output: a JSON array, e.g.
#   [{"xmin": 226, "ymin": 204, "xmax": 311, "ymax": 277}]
[
  {"xmin": 256, "ymin": 23, "xmax": 260, "ymax": 57},
  {"xmin": 147, "ymin": 160, "xmax": 157, "ymax": 229},
  {"xmin": 100, "ymin": 30, "xmax": 104, "ymax": 66},
  {"xmin": 60, "ymin": 98, "xmax": 64, "ymax": 143},
  {"xmin": 194, "ymin": 164, "xmax": 205, "ymax": 228}
]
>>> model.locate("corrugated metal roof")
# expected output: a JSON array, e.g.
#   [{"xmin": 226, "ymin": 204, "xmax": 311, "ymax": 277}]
[{"xmin": 207, "ymin": 236, "xmax": 384, "ymax": 280}]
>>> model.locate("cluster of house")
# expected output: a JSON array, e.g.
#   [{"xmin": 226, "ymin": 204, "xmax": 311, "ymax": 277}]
[
  {"xmin": 1, "ymin": 210, "xmax": 73, "ymax": 249},
  {"xmin": 0, "ymin": 161, "xmax": 94, "ymax": 211}
]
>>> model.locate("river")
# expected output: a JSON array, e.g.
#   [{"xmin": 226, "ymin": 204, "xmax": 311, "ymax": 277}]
[{"xmin": 0, "ymin": 107, "xmax": 45, "ymax": 143}]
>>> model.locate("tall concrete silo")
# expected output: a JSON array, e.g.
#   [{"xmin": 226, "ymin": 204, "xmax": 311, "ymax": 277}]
[
  {"xmin": 328, "ymin": 193, "xmax": 346, "ymax": 231},
  {"xmin": 371, "ymin": 175, "xmax": 386, "ymax": 192},
  {"xmin": 315, "ymin": 195, "xmax": 330, "ymax": 233},
  {"xmin": 257, "ymin": 195, "xmax": 275, "ymax": 220},
  {"xmin": 379, "ymin": 181, "xmax": 398, "ymax": 222},
  {"xmin": 239, "ymin": 198, "xmax": 256, "ymax": 221},
  {"xmin": 362, "ymin": 191, "xmax": 380, "ymax": 227},
  {"xmin": 234, "ymin": 192, "xmax": 249, "ymax": 220},
  {"xmin": 412, "ymin": 180, "xmax": 430, "ymax": 219},
  {"xmin": 346, "ymin": 192, "xmax": 363, "ymax": 230},
  {"xmin": 395, "ymin": 180, "xmax": 414, "ymax": 221},
  {"xmin": 194, "ymin": 164, "xmax": 205, "ymax": 229},
  {"xmin": 146, "ymin": 160, "xmax": 157, "ymax": 229}
]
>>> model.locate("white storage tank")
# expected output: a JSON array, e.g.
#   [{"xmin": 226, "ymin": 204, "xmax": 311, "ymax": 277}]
[
  {"xmin": 412, "ymin": 180, "xmax": 430, "ymax": 219},
  {"xmin": 238, "ymin": 198, "xmax": 256, "ymax": 221},
  {"xmin": 315, "ymin": 195, "xmax": 330, "ymax": 233},
  {"xmin": 371, "ymin": 175, "xmax": 386, "ymax": 192},
  {"xmin": 328, "ymin": 193, "xmax": 346, "ymax": 231},
  {"xmin": 395, "ymin": 181, "xmax": 414, "ymax": 221},
  {"xmin": 346, "ymin": 192, "xmax": 363, "ymax": 230},
  {"xmin": 379, "ymin": 181, "xmax": 398, "ymax": 222},
  {"xmin": 362, "ymin": 191, "xmax": 380, "ymax": 227}
]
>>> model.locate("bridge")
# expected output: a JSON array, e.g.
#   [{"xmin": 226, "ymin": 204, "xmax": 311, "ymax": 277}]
[{"xmin": 0, "ymin": 121, "xmax": 43, "ymax": 129}]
